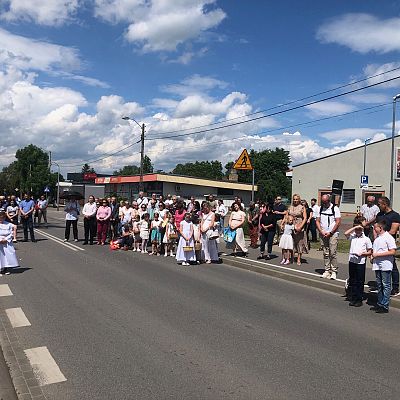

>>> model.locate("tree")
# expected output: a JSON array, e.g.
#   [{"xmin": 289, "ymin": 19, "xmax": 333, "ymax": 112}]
[
  {"xmin": 172, "ymin": 161, "xmax": 223, "ymax": 180},
  {"xmin": 113, "ymin": 165, "xmax": 140, "ymax": 176},
  {"xmin": 82, "ymin": 163, "xmax": 96, "ymax": 174},
  {"xmin": 143, "ymin": 155, "xmax": 154, "ymax": 174}
]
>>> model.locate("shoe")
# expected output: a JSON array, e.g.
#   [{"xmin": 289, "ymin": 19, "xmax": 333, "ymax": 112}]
[
  {"xmin": 164, "ymin": 253, "xmax": 168, "ymax": 257},
  {"xmin": 90, "ymin": 242, "xmax": 94, "ymax": 245},
  {"xmin": 390, "ymin": 289, "xmax": 400, "ymax": 297},
  {"xmin": 330, "ymin": 272, "xmax": 337, "ymax": 280},
  {"xmin": 280, "ymin": 259, "xmax": 285, "ymax": 264},
  {"xmin": 265, "ymin": 254, "xmax": 271, "ymax": 260},
  {"xmin": 74, "ymin": 239, "xmax": 78, "ymax": 242},
  {"xmin": 369, "ymin": 305, "xmax": 380, "ymax": 311},
  {"xmin": 283, "ymin": 259, "xmax": 290, "ymax": 265},
  {"xmin": 13, "ymin": 239, "xmax": 17, "ymax": 243},
  {"xmin": 31, "ymin": 239, "xmax": 37, "ymax": 243},
  {"xmin": 369, "ymin": 289, "xmax": 378, "ymax": 293},
  {"xmin": 170, "ymin": 253, "xmax": 175, "ymax": 257},
  {"xmin": 375, "ymin": 307, "xmax": 389, "ymax": 314},
  {"xmin": 83, "ymin": 242, "xmax": 88, "ymax": 245},
  {"xmin": 141, "ymin": 250, "xmax": 146, "ymax": 254},
  {"xmin": 132, "ymin": 248, "xmax": 136, "ymax": 252},
  {"xmin": 257, "ymin": 255, "xmax": 264, "ymax": 260},
  {"xmin": 321, "ymin": 271, "xmax": 331, "ymax": 279},
  {"xmin": 206, "ymin": 260, "xmax": 211, "ymax": 264},
  {"xmin": 64, "ymin": 239, "xmax": 68, "ymax": 242},
  {"xmin": 349, "ymin": 301, "xmax": 363, "ymax": 307},
  {"xmin": 5, "ymin": 271, "xmax": 10, "ymax": 275},
  {"xmin": 182, "ymin": 262, "xmax": 189, "ymax": 266}
]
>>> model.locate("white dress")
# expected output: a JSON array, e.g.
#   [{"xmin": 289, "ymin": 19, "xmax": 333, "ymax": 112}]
[
  {"xmin": 176, "ymin": 221, "xmax": 195, "ymax": 262},
  {"xmin": 279, "ymin": 224, "xmax": 294, "ymax": 250},
  {"xmin": 0, "ymin": 222, "xmax": 18, "ymax": 270},
  {"xmin": 201, "ymin": 212, "xmax": 219, "ymax": 262},
  {"xmin": 139, "ymin": 220, "xmax": 150, "ymax": 240}
]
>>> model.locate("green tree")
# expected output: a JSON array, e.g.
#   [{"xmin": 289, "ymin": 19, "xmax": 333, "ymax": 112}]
[
  {"xmin": 172, "ymin": 160, "xmax": 223, "ymax": 180},
  {"xmin": 113, "ymin": 165, "xmax": 140, "ymax": 176},
  {"xmin": 0, "ymin": 161, "xmax": 20, "ymax": 195},
  {"xmin": 143, "ymin": 155, "xmax": 154, "ymax": 174},
  {"xmin": 82, "ymin": 163, "xmax": 96, "ymax": 174}
]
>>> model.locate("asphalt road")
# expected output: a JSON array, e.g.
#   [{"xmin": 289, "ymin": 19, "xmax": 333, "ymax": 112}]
[{"xmin": 0, "ymin": 212, "xmax": 399, "ymax": 400}]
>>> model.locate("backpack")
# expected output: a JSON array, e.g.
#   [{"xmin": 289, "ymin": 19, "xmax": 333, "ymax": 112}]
[{"xmin": 319, "ymin": 204, "xmax": 336, "ymax": 226}]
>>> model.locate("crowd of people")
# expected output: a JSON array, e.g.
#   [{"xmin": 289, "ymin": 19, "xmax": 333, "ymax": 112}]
[{"xmin": 0, "ymin": 190, "xmax": 398, "ymax": 313}]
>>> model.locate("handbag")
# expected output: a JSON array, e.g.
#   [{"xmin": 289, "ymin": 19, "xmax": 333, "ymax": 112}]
[
  {"xmin": 223, "ymin": 227, "xmax": 236, "ymax": 243},
  {"xmin": 183, "ymin": 241, "xmax": 194, "ymax": 252},
  {"xmin": 194, "ymin": 241, "xmax": 202, "ymax": 251},
  {"xmin": 206, "ymin": 229, "xmax": 219, "ymax": 240},
  {"xmin": 169, "ymin": 233, "xmax": 178, "ymax": 240}
]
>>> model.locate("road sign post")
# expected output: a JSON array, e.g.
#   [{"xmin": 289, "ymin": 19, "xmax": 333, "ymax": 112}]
[{"xmin": 233, "ymin": 149, "xmax": 254, "ymax": 201}]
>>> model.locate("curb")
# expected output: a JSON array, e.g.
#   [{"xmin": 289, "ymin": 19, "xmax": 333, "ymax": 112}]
[
  {"xmin": 221, "ymin": 256, "xmax": 400, "ymax": 310},
  {"xmin": 0, "ymin": 346, "xmax": 18, "ymax": 400}
]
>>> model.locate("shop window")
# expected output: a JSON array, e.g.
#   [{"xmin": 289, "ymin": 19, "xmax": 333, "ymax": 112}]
[{"xmin": 342, "ymin": 189, "xmax": 355, "ymax": 204}]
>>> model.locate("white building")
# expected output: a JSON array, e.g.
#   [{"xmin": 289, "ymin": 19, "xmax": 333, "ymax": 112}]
[{"xmin": 292, "ymin": 136, "xmax": 400, "ymax": 213}]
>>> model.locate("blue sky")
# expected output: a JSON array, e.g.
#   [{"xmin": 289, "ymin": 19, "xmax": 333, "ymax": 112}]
[{"xmin": 0, "ymin": 0, "xmax": 399, "ymax": 173}]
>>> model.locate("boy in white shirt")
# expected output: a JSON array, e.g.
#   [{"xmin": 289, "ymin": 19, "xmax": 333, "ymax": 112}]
[
  {"xmin": 370, "ymin": 221, "xmax": 397, "ymax": 313},
  {"xmin": 344, "ymin": 216, "xmax": 372, "ymax": 307}
]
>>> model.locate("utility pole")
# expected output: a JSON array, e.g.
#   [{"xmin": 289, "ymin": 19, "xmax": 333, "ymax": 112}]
[{"xmin": 139, "ymin": 123, "xmax": 145, "ymax": 193}]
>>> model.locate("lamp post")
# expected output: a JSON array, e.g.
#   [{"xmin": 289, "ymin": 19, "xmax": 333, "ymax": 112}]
[
  {"xmin": 122, "ymin": 116, "xmax": 145, "ymax": 193},
  {"xmin": 363, "ymin": 137, "xmax": 371, "ymax": 177},
  {"xmin": 50, "ymin": 162, "xmax": 60, "ymax": 211},
  {"xmin": 390, "ymin": 94, "xmax": 400, "ymax": 203}
]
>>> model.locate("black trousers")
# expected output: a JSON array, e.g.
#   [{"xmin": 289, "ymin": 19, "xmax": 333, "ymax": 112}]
[
  {"xmin": 84, "ymin": 217, "xmax": 96, "ymax": 243},
  {"xmin": 120, "ymin": 235, "xmax": 133, "ymax": 247},
  {"xmin": 65, "ymin": 220, "xmax": 78, "ymax": 240},
  {"xmin": 348, "ymin": 261, "xmax": 366, "ymax": 302},
  {"xmin": 22, "ymin": 216, "xmax": 35, "ymax": 241},
  {"xmin": 260, "ymin": 230, "xmax": 275, "ymax": 254},
  {"xmin": 308, "ymin": 218, "xmax": 317, "ymax": 242}
]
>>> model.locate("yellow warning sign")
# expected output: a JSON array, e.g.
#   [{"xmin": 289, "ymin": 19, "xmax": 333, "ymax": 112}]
[{"xmin": 233, "ymin": 149, "xmax": 253, "ymax": 170}]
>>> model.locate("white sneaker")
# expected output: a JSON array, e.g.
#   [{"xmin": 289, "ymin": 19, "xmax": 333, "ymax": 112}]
[
  {"xmin": 330, "ymin": 272, "xmax": 337, "ymax": 280},
  {"xmin": 132, "ymin": 248, "xmax": 136, "ymax": 252},
  {"xmin": 182, "ymin": 262, "xmax": 189, "ymax": 266},
  {"xmin": 321, "ymin": 271, "xmax": 331, "ymax": 279},
  {"xmin": 74, "ymin": 239, "xmax": 78, "ymax": 242},
  {"xmin": 141, "ymin": 250, "xmax": 146, "ymax": 254},
  {"xmin": 63, "ymin": 239, "xmax": 68, "ymax": 242},
  {"xmin": 164, "ymin": 253, "xmax": 168, "ymax": 257},
  {"xmin": 170, "ymin": 252, "xmax": 174, "ymax": 257}
]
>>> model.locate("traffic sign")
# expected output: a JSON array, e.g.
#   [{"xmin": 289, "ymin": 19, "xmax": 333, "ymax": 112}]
[
  {"xmin": 233, "ymin": 149, "xmax": 253, "ymax": 170},
  {"xmin": 361, "ymin": 175, "xmax": 368, "ymax": 185},
  {"xmin": 44, "ymin": 186, "xmax": 50, "ymax": 193}
]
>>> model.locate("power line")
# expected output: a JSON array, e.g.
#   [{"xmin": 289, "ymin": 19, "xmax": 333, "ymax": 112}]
[
  {"xmin": 146, "ymin": 66, "xmax": 400, "ymax": 137},
  {"xmin": 146, "ymin": 75, "xmax": 400, "ymax": 141}
]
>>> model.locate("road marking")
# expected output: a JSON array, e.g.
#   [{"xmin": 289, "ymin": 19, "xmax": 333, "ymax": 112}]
[
  {"xmin": 35, "ymin": 230, "xmax": 84, "ymax": 252},
  {"xmin": 223, "ymin": 257, "xmax": 347, "ymax": 283},
  {"xmin": 5, "ymin": 307, "xmax": 31, "ymax": 328},
  {"xmin": 24, "ymin": 346, "xmax": 67, "ymax": 386},
  {"xmin": 0, "ymin": 284, "xmax": 13, "ymax": 296}
]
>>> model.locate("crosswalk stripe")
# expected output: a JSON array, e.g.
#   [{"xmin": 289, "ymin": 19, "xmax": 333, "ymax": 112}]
[
  {"xmin": 36, "ymin": 229, "xmax": 85, "ymax": 251},
  {"xmin": 5, "ymin": 307, "xmax": 31, "ymax": 328},
  {"xmin": 0, "ymin": 284, "xmax": 13, "ymax": 296},
  {"xmin": 24, "ymin": 346, "xmax": 67, "ymax": 386}
]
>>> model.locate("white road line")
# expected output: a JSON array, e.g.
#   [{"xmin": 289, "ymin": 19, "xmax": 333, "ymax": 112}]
[
  {"xmin": 35, "ymin": 230, "xmax": 78, "ymax": 252},
  {"xmin": 224, "ymin": 257, "xmax": 347, "ymax": 283},
  {"xmin": 36, "ymin": 230, "xmax": 85, "ymax": 251},
  {"xmin": 0, "ymin": 284, "xmax": 13, "ymax": 296},
  {"xmin": 5, "ymin": 307, "xmax": 31, "ymax": 328},
  {"xmin": 24, "ymin": 346, "xmax": 67, "ymax": 386}
]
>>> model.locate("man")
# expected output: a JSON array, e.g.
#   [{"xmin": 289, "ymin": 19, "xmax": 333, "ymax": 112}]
[
  {"xmin": 309, "ymin": 198, "xmax": 319, "ymax": 243},
  {"xmin": 247, "ymin": 202, "xmax": 259, "ymax": 248},
  {"xmin": 316, "ymin": 194, "xmax": 341, "ymax": 280},
  {"xmin": 19, "ymin": 193, "xmax": 36, "ymax": 242},
  {"xmin": 273, "ymin": 196, "xmax": 286, "ymax": 244},
  {"xmin": 164, "ymin": 194, "xmax": 173, "ymax": 206},
  {"xmin": 136, "ymin": 191, "xmax": 148, "ymax": 207},
  {"xmin": 37, "ymin": 195, "xmax": 48, "ymax": 227},
  {"xmin": 82, "ymin": 195, "xmax": 97, "ymax": 245},
  {"xmin": 186, "ymin": 196, "xmax": 196, "ymax": 213},
  {"xmin": 109, "ymin": 196, "xmax": 120, "ymax": 241},
  {"xmin": 376, "ymin": 196, "xmax": 400, "ymax": 296},
  {"xmin": 208, "ymin": 194, "xmax": 217, "ymax": 212},
  {"xmin": 360, "ymin": 196, "xmax": 380, "ymax": 240}
]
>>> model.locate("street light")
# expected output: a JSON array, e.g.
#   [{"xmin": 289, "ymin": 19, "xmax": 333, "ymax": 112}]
[
  {"xmin": 390, "ymin": 94, "xmax": 400, "ymax": 203},
  {"xmin": 363, "ymin": 137, "xmax": 371, "ymax": 177},
  {"xmin": 122, "ymin": 116, "xmax": 146, "ymax": 193}
]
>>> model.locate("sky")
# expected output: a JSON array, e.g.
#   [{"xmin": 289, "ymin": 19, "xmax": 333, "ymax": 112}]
[{"xmin": 1, "ymin": 0, "xmax": 400, "ymax": 174}]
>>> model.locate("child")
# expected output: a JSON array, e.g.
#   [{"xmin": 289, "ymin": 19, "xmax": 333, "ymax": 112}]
[
  {"xmin": 150, "ymin": 212, "xmax": 162, "ymax": 256},
  {"xmin": 176, "ymin": 213, "xmax": 195, "ymax": 266},
  {"xmin": 139, "ymin": 213, "xmax": 150, "ymax": 254},
  {"xmin": 0, "ymin": 209, "xmax": 18, "ymax": 275},
  {"xmin": 344, "ymin": 216, "xmax": 372, "ymax": 307},
  {"xmin": 279, "ymin": 215, "xmax": 294, "ymax": 265},
  {"xmin": 119, "ymin": 223, "xmax": 133, "ymax": 250},
  {"xmin": 163, "ymin": 215, "xmax": 177, "ymax": 257},
  {"xmin": 370, "ymin": 221, "xmax": 397, "ymax": 313},
  {"xmin": 132, "ymin": 215, "xmax": 141, "ymax": 252},
  {"xmin": 192, "ymin": 214, "xmax": 202, "ymax": 264}
]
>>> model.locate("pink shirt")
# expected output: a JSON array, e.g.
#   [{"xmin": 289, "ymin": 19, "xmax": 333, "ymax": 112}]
[
  {"xmin": 175, "ymin": 209, "xmax": 185, "ymax": 230},
  {"xmin": 96, "ymin": 206, "xmax": 111, "ymax": 220}
]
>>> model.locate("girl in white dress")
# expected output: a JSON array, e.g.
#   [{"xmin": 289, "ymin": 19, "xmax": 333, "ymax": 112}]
[
  {"xmin": 176, "ymin": 213, "xmax": 195, "ymax": 265},
  {"xmin": 163, "ymin": 215, "xmax": 177, "ymax": 257},
  {"xmin": 200, "ymin": 202, "xmax": 219, "ymax": 264},
  {"xmin": 279, "ymin": 216, "xmax": 295, "ymax": 265},
  {"xmin": 0, "ymin": 209, "xmax": 18, "ymax": 275},
  {"xmin": 132, "ymin": 215, "xmax": 141, "ymax": 252},
  {"xmin": 139, "ymin": 213, "xmax": 150, "ymax": 254}
]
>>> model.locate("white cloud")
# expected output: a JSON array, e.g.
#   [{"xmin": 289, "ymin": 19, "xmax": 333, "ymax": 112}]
[
  {"xmin": 0, "ymin": 28, "xmax": 81, "ymax": 72},
  {"xmin": 306, "ymin": 101, "xmax": 356, "ymax": 117},
  {"xmin": 317, "ymin": 13, "xmax": 400, "ymax": 54},
  {"xmin": 318, "ymin": 128, "xmax": 386, "ymax": 144},
  {"xmin": 94, "ymin": 0, "xmax": 226, "ymax": 53},
  {"xmin": 363, "ymin": 62, "xmax": 400, "ymax": 89},
  {"xmin": 0, "ymin": 0, "xmax": 80, "ymax": 26}
]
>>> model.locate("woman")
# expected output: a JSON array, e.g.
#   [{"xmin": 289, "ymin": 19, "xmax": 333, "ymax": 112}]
[
  {"xmin": 229, "ymin": 202, "xmax": 248, "ymax": 256},
  {"xmin": 96, "ymin": 199, "xmax": 111, "ymax": 245},
  {"xmin": 257, "ymin": 203, "xmax": 276, "ymax": 260},
  {"xmin": 286, "ymin": 194, "xmax": 308, "ymax": 265},
  {"xmin": 174, "ymin": 201, "xmax": 186, "ymax": 232},
  {"xmin": 6, "ymin": 200, "xmax": 19, "ymax": 243},
  {"xmin": 200, "ymin": 202, "xmax": 219, "ymax": 264},
  {"xmin": 217, "ymin": 199, "xmax": 227, "ymax": 236},
  {"xmin": 64, "ymin": 197, "xmax": 80, "ymax": 242},
  {"xmin": 247, "ymin": 201, "xmax": 259, "ymax": 248},
  {"xmin": 0, "ymin": 208, "xmax": 19, "ymax": 275}
]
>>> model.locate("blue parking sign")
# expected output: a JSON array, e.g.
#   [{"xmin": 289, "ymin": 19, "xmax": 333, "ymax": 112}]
[{"xmin": 361, "ymin": 175, "xmax": 368, "ymax": 185}]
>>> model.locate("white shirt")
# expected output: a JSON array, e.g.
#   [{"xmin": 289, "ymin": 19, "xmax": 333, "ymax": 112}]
[
  {"xmin": 137, "ymin": 197, "xmax": 148, "ymax": 206},
  {"xmin": 360, "ymin": 204, "xmax": 380, "ymax": 223},
  {"xmin": 38, "ymin": 199, "xmax": 48, "ymax": 210},
  {"xmin": 82, "ymin": 202, "xmax": 97, "ymax": 217},
  {"xmin": 64, "ymin": 201, "xmax": 80, "ymax": 220},
  {"xmin": 348, "ymin": 233, "xmax": 372, "ymax": 264},
  {"xmin": 316, "ymin": 203, "xmax": 341, "ymax": 235},
  {"xmin": 372, "ymin": 232, "xmax": 397, "ymax": 271},
  {"xmin": 217, "ymin": 204, "xmax": 227, "ymax": 217},
  {"xmin": 311, "ymin": 204, "xmax": 320, "ymax": 219}
]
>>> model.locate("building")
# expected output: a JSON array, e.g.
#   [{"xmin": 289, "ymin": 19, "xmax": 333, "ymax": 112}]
[
  {"xmin": 292, "ymin": 135, "xmax": 400, "ymax": 213},
  {"xmin": 95, "ymin": 173, "xmax": 257, "ymax": 204}
]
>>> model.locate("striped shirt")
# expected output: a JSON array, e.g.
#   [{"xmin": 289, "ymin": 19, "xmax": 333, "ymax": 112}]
[{"xmin": 360, "ymin": 204, "xmax": 379, "ymax": 223}]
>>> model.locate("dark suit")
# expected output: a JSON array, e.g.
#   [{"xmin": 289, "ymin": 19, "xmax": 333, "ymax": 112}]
[{"xmin": 109, "ymin": 202, "xmax": 120, "ymax": 240}]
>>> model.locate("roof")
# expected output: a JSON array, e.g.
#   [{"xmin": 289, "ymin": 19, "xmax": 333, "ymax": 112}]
[
  {"xmin": 292, "ymin": 134, "xmax": 398, "ymax": 168},
  {"xmin": 95, "ymin": 173, "xmax": 257, "ymax": 192}
]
